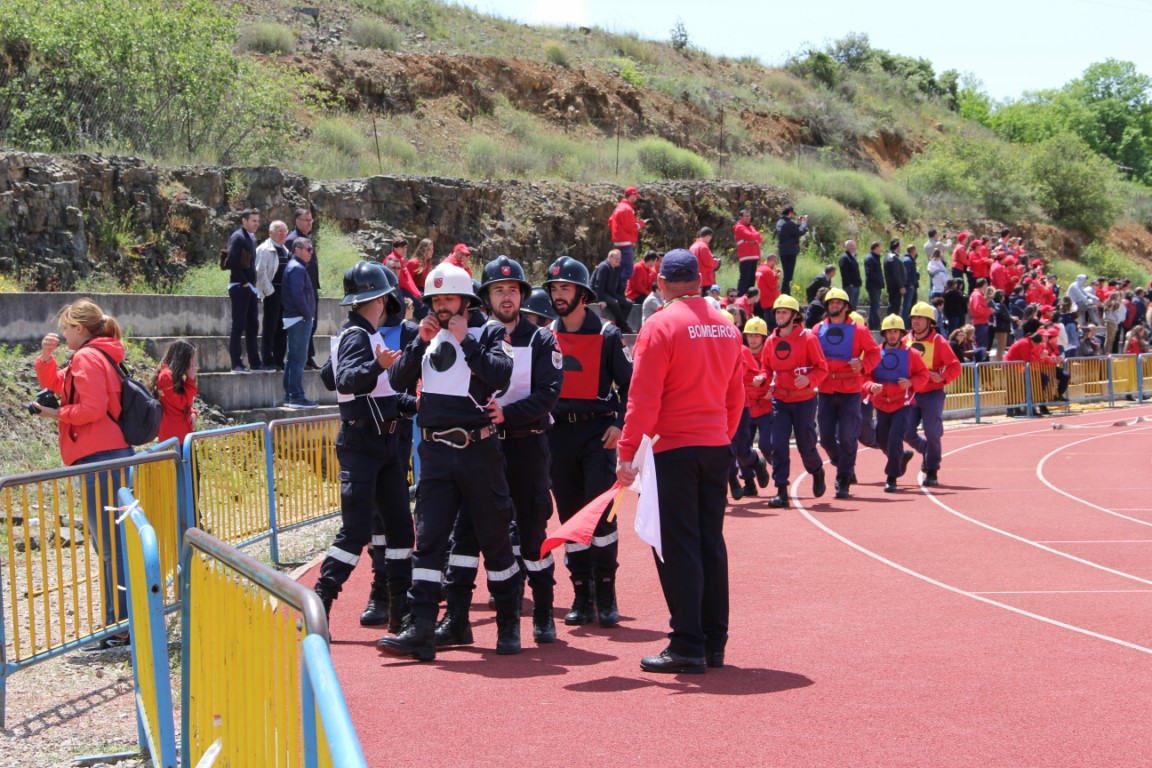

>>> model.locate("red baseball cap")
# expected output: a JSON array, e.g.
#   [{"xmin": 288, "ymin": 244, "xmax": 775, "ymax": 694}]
[
  {"xmin": 624, "ymin": 186, "xmax": 640, "ymax": 197},
  {"xmin": 452, "ymin": 243, "xmax": 471, "ymax": 256},
  {"xmin": 1030, "ymin": 259, "xmax": 1043, "ymax": 267}
]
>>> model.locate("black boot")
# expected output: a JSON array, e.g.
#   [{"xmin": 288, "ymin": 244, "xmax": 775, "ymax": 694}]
[
  {"xmin": 533, "ymin": 606, "xmax": 557, "ymax": 644},
  {"xmin": 434, "ymin": 596, "xmax": 473, "ymax": 647},
  {"xmin": 387, "ymin": 580, "xmax": 410, "ymax": 635},
  {"xmin": 377, "ymin": 617, "xmax": 436, "ymax": 661},
  {"xmin": 595, "ymin": 577, "xmax": 620, "ymax": 627},
  {"xmin": 899, "ymin": 450, "xmax": 914, "ymax": 477},
  {"xmin": 923, "ymin": 471, "xmax": 939, "ymax": 488},
  {"xmin": 885, "ymin": 475, "xmax": 898, "ymax": 493},
  {"xmin": 811, "ymin": 469, "xmax": 827, "ymax": 498},
  {"xmin": 314, "ymin": 584, "xmax": 334, "ymax": 635},
  {"xmin": 743, "ymin": 478, "xmax": 758, "ymax": 497},
  {"xmin": 834, "ymin": 475, "xmax": 850, "ymax": 499},
  {"xmin": 495, "ymin": 599, "xmax": 522, "ymax": 655},
  {"xmin": 768, "ymin": 487, "xmax": 789, "ymax": 508},
  {"xmin": 564, "ymin": 580, "xmax": 595, "ymax": 626},
  {"xmin": 359, "ymin": 575, "xmax": 389, "ymax": 627},
  {"xmin": 728, "ymin": 472, "xmax": 744, "ymax": 500},
  {"xmin": 754, "ymin": 454, "xmax": 770, "ymax": 488}
]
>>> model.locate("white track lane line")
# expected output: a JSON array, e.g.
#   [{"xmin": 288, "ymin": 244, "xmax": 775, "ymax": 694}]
[
  {"xmin": 792, "ymin": 409, "xmax": 1152, "ymax": 655},
  {"xmin": 1037, "ymin": 429, "xmax": 1152, "ymax": 523}
]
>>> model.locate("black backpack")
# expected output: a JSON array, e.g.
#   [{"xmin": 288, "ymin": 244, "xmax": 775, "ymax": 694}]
[{"xmin": 87, "ymin": 347, "xmax": 163, "ymax": 446}]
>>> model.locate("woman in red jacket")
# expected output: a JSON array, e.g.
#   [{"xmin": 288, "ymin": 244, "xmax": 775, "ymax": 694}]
[
  {"xmin": 151, "ymin": 339, "xmax": 198, "ymax": 444},
  {"xmin": 968, "ymin": 279, "xmax": 993, "ymax": 351},
  {"xmin": 34, "ymin": 298, "xmax": 132, "ymax": 648}
]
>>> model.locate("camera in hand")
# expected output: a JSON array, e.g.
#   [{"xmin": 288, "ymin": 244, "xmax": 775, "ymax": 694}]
[{"xmin": 26, "ymin": 388, "xmax": 60, "ymax": 415}]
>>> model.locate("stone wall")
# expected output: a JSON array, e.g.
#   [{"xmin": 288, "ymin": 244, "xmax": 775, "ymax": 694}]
[{"xmin": 0, "ymin": 149, "xmax": 796, "ymax": 290}]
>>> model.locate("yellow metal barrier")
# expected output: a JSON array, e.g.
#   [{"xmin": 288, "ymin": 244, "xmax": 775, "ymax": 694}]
[
  {"xmin": 132, "ymin": 458, "xmax": 181, "ymax": 606},
  {"xmin": 1141, "ymin": 355, "xmax": 1152, "ymax": 398},
  {"xmin": 1029, "ymin": 363, "xmax": 1059, "ymax": 405},
  {"xmin": 1067, "ymin": 357, "xmax": 1110, "ymax": 403},
  {"xmin": 1000, "ymin": 361, "xmax": 1031, "ymax": 410},
  {"xmin": 269, "ymin": 415, "xmax": 340, "ymax": 532},
  {"xmin": 181, "ymin": 528, "xmax": 332, "ymax": 767},
  {"xmin": 1110, "ymin": 354, "xmax": 1140, "ymax": 398},
  {"xmin": 185, "ymin": 425, "xmax": 271, "ymax": 548},
  {"xmin": 944, "ymin": 364, "xmax": 976, "ymax": 414}
]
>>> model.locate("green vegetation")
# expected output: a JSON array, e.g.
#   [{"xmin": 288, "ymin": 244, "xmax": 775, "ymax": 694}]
[
  {"xmin": 348, "ymin": 17, "xmax": 402, "ymax": 51},
  {"xmin": 544, "ymin": 42, "xmax": 571, "ymax": 68},
  {"xmin": 237, "ymin": 22, "xmax": 296, "ymax": 54},
  {"xmin": 635, "ymin": 137, "xmax": 712, "ymax": 180}
]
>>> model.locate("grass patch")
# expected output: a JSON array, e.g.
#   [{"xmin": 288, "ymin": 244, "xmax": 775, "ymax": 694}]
[
  {"xmin": 237, "ymin": 22, "xmax": 295, "ymax": 55},
  {"xmin": 544, "ymin": 41, "xmax": 570, "ymax": 68},
  {"xmin": 1078, "ymin": 244, "xmax": 1151, "ymax": 285},
  {"xmin": 348, "ymin": 18, "xmax": 403, "ymax": 50},
  {"xmin": 313, "ymin": 116, "xmax": 369, "ymax": 157},
  {"xmin": 635, "ymin": 137, "xmax": 712, "ymax": 180}
]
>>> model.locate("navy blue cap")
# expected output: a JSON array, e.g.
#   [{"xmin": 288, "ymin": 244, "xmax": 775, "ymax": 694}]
[{"xmin": 659, "ymin": 248, "xmax": 700, "ymax": 281}]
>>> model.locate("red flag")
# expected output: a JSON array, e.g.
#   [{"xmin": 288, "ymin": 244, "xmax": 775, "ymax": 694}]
[{"xmin": 541, "ymin": 483, "xmax": 622, "ymax": 557}]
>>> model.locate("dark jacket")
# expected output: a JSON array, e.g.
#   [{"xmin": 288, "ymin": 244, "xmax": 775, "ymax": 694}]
[
  {"xmin": 775, "ymin": 216, "xmax": 809, "ymax": 259},
  {"xmin": 839, "ymin": 250, "xmax": 862, "ymax": 289},
  {"xmin": 883, "ymin": 251, "xmax": 906, "ymax": 304},
  {"xmin": 282, "ymin": 257, "xmax": 317, "ymax": 321},
  {"xmin": 864, "ymin": 250, "xmax": 884, "ymax": 290},
  {"xmin": 806, "ymin": 273, "xmax": 831, "ymax": 304},
  {"xmin": 285, "ymin": 228, "xmax": 320, "ymax": 294},
  {"xmin": 320, "ymin": 311, "xmax": 417, "ymax": 423},
  {"xmin": 227, "ymin": 227, "xmax": 257, "ymax": 286},
  {"xmin": 902, "ymin": 253, "xmax": 919, "ymax": 294},
  {"xmin": 499, "ymin": 315, "xmax": 564, "ymax": 431},
  {"xmin": 804, "ymin": 300, "xmax": 826, "ymax": 329},
  {"xmin": 590, "ymin": 260, "xmax": 626, "ymax": 302},
  {"xmin": 943, "ymin": 288, "xmax": 967, "ymax": 319}
]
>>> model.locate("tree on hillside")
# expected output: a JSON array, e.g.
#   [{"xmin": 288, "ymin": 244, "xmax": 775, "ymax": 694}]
[{"xmin": 1027, "ymin": 133, "xmax": 1122, "ymax": 236}]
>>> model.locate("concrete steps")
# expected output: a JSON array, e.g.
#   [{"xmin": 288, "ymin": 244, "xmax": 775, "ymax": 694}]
[
  {"xmin": 142, "ymin": 335, "xmax": 333, "ymax": 374},
  {"xmin": 195, "ymin": 369, "xmax": 337, "ymax": 411},
  {"xmin": 228, "ymin": 404, "xmax": 341, "ymax": 424}
]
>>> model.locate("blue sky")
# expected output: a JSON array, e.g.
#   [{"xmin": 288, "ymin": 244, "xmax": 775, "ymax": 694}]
[{"xmin": 469, "ymin": 0, "xmax": 1152, "ymax": 101}]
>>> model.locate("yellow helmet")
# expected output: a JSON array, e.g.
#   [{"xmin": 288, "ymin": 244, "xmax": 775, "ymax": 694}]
[
  {"xmin": 824, "ymin": 287, "xmax": 851, "ymax": 306},
  {"xmin": 743, "ymin": 317, "xmax": 769, "ymax": 336},
  {"xmin": 721, "ymin": 310, "xmax": 735, "ymax": 325},
  {"xmin": 910, "ymin": 301, "xmax": 936, "ymax": 322},
  {"xmin": 773, "ymin": 294, "xmax": 801, "ymax": 313},
  {"xmin": 881, "ymin": 314, "xmax": 906, "ymax": 332},
  {"xmin": 849, "ymin": 311, "xmax": 866, "ymax": 326}
]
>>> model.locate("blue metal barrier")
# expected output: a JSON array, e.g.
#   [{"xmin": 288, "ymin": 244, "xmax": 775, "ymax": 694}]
[{"xmin": 301, "ymin": 634, "xmax": 368, "ymax": 768}]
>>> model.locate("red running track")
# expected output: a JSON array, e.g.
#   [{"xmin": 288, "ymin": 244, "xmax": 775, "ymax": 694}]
[{"xmin": 301, "ymin": 404, "xmax": 1152, "ymax": 767}]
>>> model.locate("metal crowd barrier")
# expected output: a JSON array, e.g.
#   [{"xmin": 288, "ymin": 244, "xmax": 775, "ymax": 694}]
[
  {"xmin": 1109, "ymin": 354, "xmax": 1141, "ymax": 401},
  {"xmin": 129, "ymin": 439, "xmax": 184, "ymax": 608},
  {"xmin": 180, "ymin": 527, "xmax": 363, "ymax": 768},
  {"xmin": 183, "ymin": 424, "xmax": 271, "ymax": 549},
  {"xmin": 0, "ymin": 450, "xmax": 180, "ymax": 728},
  {"xmin": 267, "ymin": 415, "xmax": 341, "ymax": 565},
  {"xmin": 1066, "ymin": 356, "xmax": 1111, "ymax": 406},
  {"xmin": 117, "ymin": 489, "xmax": 177, "ymax": 768}
]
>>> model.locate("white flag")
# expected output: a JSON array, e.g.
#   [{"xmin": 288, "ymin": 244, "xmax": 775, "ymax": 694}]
[{"xmin": 629, "ymin": 434, "xmax": 662, "ymax": 562}]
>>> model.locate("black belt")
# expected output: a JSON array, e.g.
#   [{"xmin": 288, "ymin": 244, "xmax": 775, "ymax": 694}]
[
  {"xmin": 420, "ymin": 425, "xmax": 497, "ymax": 449},
  {"xmin": 343, "ymin": 418, "xmax": 399, "ymax": 434},
  {"xmin": 499, "ymin": 427, "xmax": 545, "ymax": 440},
  {"xmin": 556, "ymin": 411, "xmax": 616, "ymax": 424}
]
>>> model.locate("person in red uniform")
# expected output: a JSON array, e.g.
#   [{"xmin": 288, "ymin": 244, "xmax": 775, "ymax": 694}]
[
  {"xmin": 969, "ymin": 279, "xmax": 993, "ymax": 351},
  {"xmin": 733, "ymin": 209, "xmax": 764, "ymax": 297},
  {"xmin": 902, "ymin": 302, "xmax": 962, "ymax": 486},
  {"xmin": 1034, "ymin": 327, "xmax": 1069, "ymax": 413},
  {"xmin": 1004, "ymin": 331, "xmax": 1044, "ymax": 417},
  {"xmin": 951, "ymin": 232, "xmax": 971, "ymax": 286},
  {"xmin": 762, "ymin": 294, "xmax": 829, "ymax": 508},
  {"xmin": 443, "ymin": 243, "xmax": 473, "ymax": 276},
  {"xmin": 755, "ymin": 253, "xmax": 781, "ymax": 321},
  {"xmin": 865, "ymin": 315, "xmax": 929, "ymax": 492},
  {"xmin": 690, "ymin": 227, "xmax": 720, "ymax": 296},
  {"xmin": 743, "ymin": 317, "xmax": 774, "ymax": 483},
  {"xmin": 726, "ymin": 312, "xmax": 770, "ymax": 500},
  {"xmin": 813, "ymin": 288, "xmax": 880, "ymax": 499},
  {"xmin": 608, "ymin": 186, "xmax": 646, "ymax": 282},
  {"xmin": 625, "ymin": 250, "xmax": 661, "ymax": 302},
  {"xmin": 616, "ymin": 248, "xmax": 744, "ymax": 674},
  {"xmin": 151, "ymin": 339, "xmax": 198, "ymax": 443}
]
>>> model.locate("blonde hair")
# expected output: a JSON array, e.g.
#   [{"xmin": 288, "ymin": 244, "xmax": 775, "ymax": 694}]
[{"xmin": 57, "ymin": 298, "xmax": 122, "ymax": 340}]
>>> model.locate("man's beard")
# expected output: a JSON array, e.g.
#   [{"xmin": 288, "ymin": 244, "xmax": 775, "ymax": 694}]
[
  {"xmin": 553, "ymin": 298, "xmax": 579, "ymax": 317},
  {"xmin": 491, "ymin": 302, "xmax": 519, "ymax": 324},
  {"xmin": 435, "ymin": 309, "xmax": 456, "ymax": 328}
]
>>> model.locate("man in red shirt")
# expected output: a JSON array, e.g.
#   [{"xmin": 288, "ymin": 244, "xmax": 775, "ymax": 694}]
[
  {"xmin": 616, "ymin": 248, "xmax": 744, "ymax": 674},
  {"xmin": 608, "ymin": 186, "xmax": 646, "ymax": 282},
  {"xmin": 864, "ymin": 315, "xmax": 929, "ymax": 492},
  {"xmin": 444, "ymin": 243, "xmax": 473, "ymax": 276},
  {"xmin": 814, "ymin": 288, "xmax": 880, "ymax": 498},
  {"xmin": 755, "ymin": 253, "xmax": 781, "ymax": 321},
  {"xmin": 625, "ymin": 250, "xmax": 660, "ymax": 302},
  {"xmin": 386, "ymin": 238, "xmax": 427, "ymax": 319},
  {"xmin": 690, "ymin": 227, "xmax": 720, "ymax": 296},
  {"xmin": 762, "ymin": 294, "xmax": 829, "ymax": 507},
  {"xmin": 902, "ymin": 302, "xmax": 962, "ymax": 486},
  {"xmin": 733, "ymin": 209, "xmax": 763, "ymax": 297}
]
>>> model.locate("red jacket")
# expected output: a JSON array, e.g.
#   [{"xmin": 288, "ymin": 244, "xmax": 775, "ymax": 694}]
[
  {"xmin": 761, "ymin": 326, "xmax": 829, "ymax": 402},
  {"xmin": 406, "ymin": 256, "xmax": 431, "ymax": 291},
  {"xmin": 756, "ymin": 263, "xmax": 780, "ymax": 309},
  {"xmin": 35, "ymin": 336, "xmax": 129, "ymax": 466},
  {"xmin": 745, "ymin": 344, "xmax": 772, "ymax": 418},
  {"xmin": 969, "ymin": 290, "xmax": 993, "ymax": 324},
  {"xmin": 951, "ymin": 242, "xmax": 969, "ymax": 271},
  {"xmin": 690, "ymin": 239, "xmax": 720, "ymax": 287},
  {"xmin": 863, "ymin": 346, "xmax": 930, "ymax": 413},
  {"xmin": 1004, "ymin": 337, "xmax": 1038, "ymax": 363},
  {"xmin": 812, "ymin": 318, "xmax": 881, "ymax": 394},
  {"xmin": 389, "ymin": 250, "xmax": 423, "ymax": 299},
  {"xmin": 990, "ymin": 262, "xmax": 1012, "ymax": 293},
  {"xmin": 969, "ymin": 248, "xmax": 991, "ymax": 279},
  {"xmin": 156, "ymin": 364, "xmax": 197, "ymax": 443},
  {"xmin": 625, "ymin": 261, "xmax": 653, "ymax": 301},
  {"xmin": 903, "ymin": 330, "xmax": 962, "ymax": 392},
  {"xmin": 608, "ymin": 198, "xmax": 644, "ymax": 245},
  {"xmin": 733, "ymin": 221, "xmax": 763, "ymax": 262},
  {"xmin": 617, "ymin": 297, "xmax": 744, "ymax": 463},
  {"xmin": 444, "ymin": 252, "xmax": 472, "ymax": 276}
]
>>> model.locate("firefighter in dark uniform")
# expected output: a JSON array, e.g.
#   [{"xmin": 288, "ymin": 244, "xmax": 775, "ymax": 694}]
[
  {"xmin": 356, "ymin": 266, "xmax": 420, "ymax": 630},
  {"xmin": 545, "ymin": 256, "xmax": 632, "ymax": 628},
  {"xmin": 522, "ymin": 286, "xmax": 559, "ymax": 327},
  {"xmin": 378, "ymin": 262, "xmax": 517, "ymax": 661},
  {"xmin": 313, "ymin": 262, "xmax": 414, "ymax": 635},
  {"xmin": 439, "ymin": 257, "xmax": 565, "ymax": 646}
]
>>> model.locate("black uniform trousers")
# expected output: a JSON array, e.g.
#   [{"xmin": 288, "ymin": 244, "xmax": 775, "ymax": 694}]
[
  {"xmin": 262, "ymin": 290, "xmax": 286, "ymax": 368},
  {"xmin": 653, "ymin": 445, "xmax": 730, "ymax": 659},
  {"xmin": 368, "ymin": 420, "xmax": 414, "ymax": 577},
  {"xmin": 728, "ymin": 408, "xmax": 757, "ymax": 484},
  {"xmin": 547, "ymin": 417, "xmax": 619, "ymax": 584},
  {"xmin": 315, "ymin": 423, "xmax": 413, "ymax": 597},
  {"xmin": 408, "ymin": 436, "xmax": 519, "ymax": 621},
  {"xmin": 817, "ymin": 391, "xmax": 862, "ymax": 479},
  {"xmin": 876, "ymin": 406, "xmax": 913, "ymax": 479}
]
